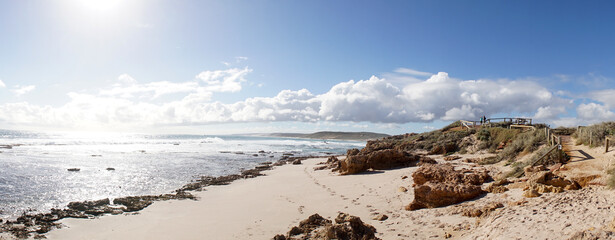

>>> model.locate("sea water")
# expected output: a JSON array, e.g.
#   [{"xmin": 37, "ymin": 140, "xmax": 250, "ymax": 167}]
[{"xmin": 0, "ymin": 129, "xmax": 365, "ymax": 219}]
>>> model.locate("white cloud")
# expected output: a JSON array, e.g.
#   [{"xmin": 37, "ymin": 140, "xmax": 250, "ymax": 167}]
[
  {"xmin": 11, "ymin": 85, "xmax": 36, "ymax": 96},
  {"xmin": 576, "ymin": 103, "xmax": 615, "ymax": 122},
  {"xmin": 394, "ymin": 67, "xmax": 433, "ymax": 77},
  {"xmin": 118, "ymin": 74, "xmax": 137, "ymax": 85},
  {"xmin": 0, "ymin": 79, "xmax": 5, "ymax": 88},
  {"xmin": 196, "ymin": 67, "xmax": 252, "ymax": 93},
  {"xmin": 588, "ymin": 89, "xmax": 615, "ymax": 107},
  {"xmin": 0, "ymin": 69, "xmax": 573, "ymax": 131},
  {"xmin": 235, "ymin": 56, "xmax": 248, "ymax": 62}
]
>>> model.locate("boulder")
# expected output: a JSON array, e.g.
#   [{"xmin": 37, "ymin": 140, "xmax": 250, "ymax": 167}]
[
  {"xmin": 524, "ymin": 166, "xmax": 581, "ymax": 191},
  {"xmin": 407, "ymin": 183, "xmax": 484, "ymax": 210},
  {"xmin": 340, "ymin": 149, "xmax": 433, "ymax": 175},
  {"xmin": 407, "ymin": 164, "xmax": 490, "ymax": 210},
  {"xmin": 275, "ymin": 213, "xmax": 381, "ymax": 240}
]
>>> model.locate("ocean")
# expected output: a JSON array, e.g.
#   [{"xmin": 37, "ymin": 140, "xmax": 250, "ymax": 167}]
[{"xmin": 0, "ymin": 129, "xmax": 365, "ymax": 220}]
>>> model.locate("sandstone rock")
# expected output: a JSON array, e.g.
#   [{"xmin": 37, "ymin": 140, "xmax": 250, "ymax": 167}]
[
  {"xmin": 340, "ymin": 149, "xmax": 432, "ymax": 175},
  {"xmin": 398, "ymin": 186, "xmax": 408, "ymax": 192},
  {"xmin": 485, "ymin": 179, "xmax": 510, "ymax": 193},
  {"xmin": 347, "ymin": 148, "xmax": 360, "ymax": 156},
  {"xmin": 412, "ymin": 164, "xmax": 490, "ymax": 186},
  {"xmin": 443, "ymin": 155, "xmax": 461, "ymax": 161},
  {"xmin": 524, "ymin": 167, "xmax": 581, "ymax": 191},
  {"xmin": 408, "ymin": 182, "xmax": 484, "ymax": 210},
  {"xmin": 460, "ymin": 202, "xmax": 504, "ymax": 218},
  {"xmin": 372, "ymin": 214, "xmax": 388, "ymax": 221},
  {"xmin": 292, "ymin": 159, "xmax": 302, "ymax": 165},
  {"xmin": 276, "ymin": 213, "xmax": 381, "ymax": 240},
  {"xmin": 523, "ymin": 189, "xmax": 541, "ymax": 198},
  {"xmin": 408, "ymin": 164, "xmax": 490, "ymax": 210}
]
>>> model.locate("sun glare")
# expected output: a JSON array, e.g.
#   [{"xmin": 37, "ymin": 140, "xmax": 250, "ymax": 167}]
[{"xmin": 78, "ymin": 0, "xmax": 122, "ymax": 12}]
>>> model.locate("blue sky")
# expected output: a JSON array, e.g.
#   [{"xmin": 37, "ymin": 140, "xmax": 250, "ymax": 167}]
[{"xmin": 1, "ymin": 0, "xmax": 615, "ymax": 134}]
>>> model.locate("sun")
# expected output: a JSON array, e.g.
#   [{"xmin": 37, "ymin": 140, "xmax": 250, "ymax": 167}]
[{"xmin": 78, "ymin": 0, "xmax": 122, "ymax": 12}]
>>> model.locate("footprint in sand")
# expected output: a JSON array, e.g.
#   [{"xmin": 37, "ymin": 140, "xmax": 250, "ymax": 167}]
[{"xmin": 298, "ymin": 205, "xmax": 305, "ymax": 214}]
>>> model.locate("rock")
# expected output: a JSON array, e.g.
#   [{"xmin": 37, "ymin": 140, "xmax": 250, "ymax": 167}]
[
  {"xmin": 347, "ymin": 148, "xmax": 360, "ymax": 156},
  {"xmin": 372, "ymin": 214, "xmax": 388, "ymax": 221},
  {"xmin": 408, "ymin": 182, "xmax": 484, "ymax": 210},
  {"xmin": 67, "ymin": 168, "xmax": 80, "ymax": 172},
  {"xmin": 292, "ymin": 159, "xmax": 302, "ymax": 165},
  {"xmin": 106, "ymin": 167, "xmax": 115, "ymax": 171},
  {"xmin": 340, "ymin": 149, "xmax": 434, "ymax": 175},
  {"xmin": 67, "ymin": 198, "xmax": 110, "ymax": 211},
  {"xmin": 523, "ymin": 189, "xmax": 541, "ymax": 198},
  {"xmin": 275, "ymin": 213, "xmax": 381, "ymax": 240},
  {"xmin": 524, "ymin": 167, "xmax": 581, "ymax": 191},
  {"xmin": 485, "ymin": 179, "xmax": 510, "ymax": 193},
  {"xmin": 252, "ymin": 154, "xmax": 259, "ymax": 157},
  {"xmin": 113, "ymin": 196, "xmax": 154, "ymax": 212},
  {"xmin": 273, "ymin": 234, "xmax": 287, "ymax": 240},
  {"xmin": 401, "ymin": 175, "xmax": 408, "ymax": 180},
  {"xmin": 443, "ymin": 155, "xmax": 461, "ymax": 161},
  {"xmin": 398, "ymin": 186, "xmax": 408, "ymax": 192},
  {"xmin": 407, "ymin": 164, "xmax": 490, "ymax": 210},
  {"xmin": 459, "ymin": 202, "xmax": 504, "ymax": 218},
  {"xmin": 412, "ymin": 164, "xmax": 490, "ymax": 186}
]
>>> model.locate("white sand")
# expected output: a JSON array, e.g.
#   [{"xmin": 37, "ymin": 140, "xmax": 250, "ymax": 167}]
[
  {"xmin": 42, "ymin": 152, "xmax": 615, "ymax": 240},
  {"xmin": 47, "ymin": 157, "xmax": 470, "ymax": 240}
]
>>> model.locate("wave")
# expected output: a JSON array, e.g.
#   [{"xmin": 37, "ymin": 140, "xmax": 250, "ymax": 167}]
[{"xmin": 200, "ymin": 137, "xmax": 225, "ymax": 144}]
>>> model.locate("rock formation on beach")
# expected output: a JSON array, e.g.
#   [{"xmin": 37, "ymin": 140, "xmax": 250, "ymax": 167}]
[
  {"xmin": 273, "ymin": 213, "xmax": 380, "ymax": 240},
  {"xmin": 406, "ymin": 163, "xmax": 490, "ymax": 210}
]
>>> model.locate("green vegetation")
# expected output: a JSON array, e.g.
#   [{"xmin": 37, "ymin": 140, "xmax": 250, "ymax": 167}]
[
  {"xmin": 573, "ymin": 122, "xmax": 615, "ymax": 147},
  {"xmin": 504, "ymin": 145, "xmax": 562, "ymax": 178},
  {"xmin": 495, "ymin": 129, "xmax": 547, "ymax": 163}
]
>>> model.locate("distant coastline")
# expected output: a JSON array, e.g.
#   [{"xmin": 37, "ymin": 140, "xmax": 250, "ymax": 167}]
[{"xmin": 264, "ymin": 131, "xmax": 390, "ymax": 141}]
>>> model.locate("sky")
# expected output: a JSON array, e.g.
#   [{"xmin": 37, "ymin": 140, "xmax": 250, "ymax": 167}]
[{"xmin": 1, "ymin": 0, "xmax": 615, "ymax": 135}]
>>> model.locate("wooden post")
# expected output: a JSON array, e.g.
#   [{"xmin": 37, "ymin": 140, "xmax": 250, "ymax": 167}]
[
  {"xmin": 606, "ymin": 137, "xmax": 610, "ymax": 153},
  {"xmin": 590, "ymin": 132, "xmax": 593, "ymax": 147}
]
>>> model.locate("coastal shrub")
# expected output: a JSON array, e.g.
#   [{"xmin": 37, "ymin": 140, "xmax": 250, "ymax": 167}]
[
  {"xmin": 573, "ymin": 122, "xmax": 615, "ymax": 147},
  {"xmin": 497, "ymin": 129, "xmax": 547, "ymax": 163},
  {"xmin": 474, "ymin": 128, "xmax": 520, "ymax": 152},
  {"xmin": 441, "ymin": 120, "xmax": 462, "ymax": 132},
  {"xmin": 504, "ymin": 145, "xmax": 562, "ymax": 178}
]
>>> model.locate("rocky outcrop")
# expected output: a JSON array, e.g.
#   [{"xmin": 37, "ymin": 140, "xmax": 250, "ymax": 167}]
[
  {"xmin": 314, "ymin": 156, "xmax": 341, "ymax": 171},
  {"xmin": 274, "ymin": 213, "xmax": 381, "ymax": 240},
  {"xmin": 407, "ymin": 164, "xmax": 490, "ymax": 210},
  {"xmin": 340, "ymin": 149, "xmax": 434, "ymax": 175},
  {"xmin": 521, "ymin": 165, "xmax": 581, "ymax": 197}
]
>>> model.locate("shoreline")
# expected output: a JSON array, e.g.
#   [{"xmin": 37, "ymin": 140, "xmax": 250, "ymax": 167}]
[{"xmin": 0, "ymin": 155, "xmax": 327, "ymax": 239}]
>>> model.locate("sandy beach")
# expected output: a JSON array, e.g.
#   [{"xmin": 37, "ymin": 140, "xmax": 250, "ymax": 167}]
[{"xmin": 32, "ymin": 150, "xmax": 615, "ymax": 240}]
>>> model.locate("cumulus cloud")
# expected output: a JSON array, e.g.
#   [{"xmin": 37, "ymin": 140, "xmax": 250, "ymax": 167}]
[
  {"xmin": 0, "ymin": 69, "xmax": 573, "ymax": 131},
  {"xmin": 11, "ymin": 85, "xmax": 36, "ymax": 96},
  {"xmin": 196, "ymin": 67, "xmax": 252, "ymax": 93}
]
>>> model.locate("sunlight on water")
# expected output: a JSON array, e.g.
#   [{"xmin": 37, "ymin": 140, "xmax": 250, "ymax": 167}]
[{"xmin": 0, "ymin": 130, "xmax": 364, "ymax": 219}]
